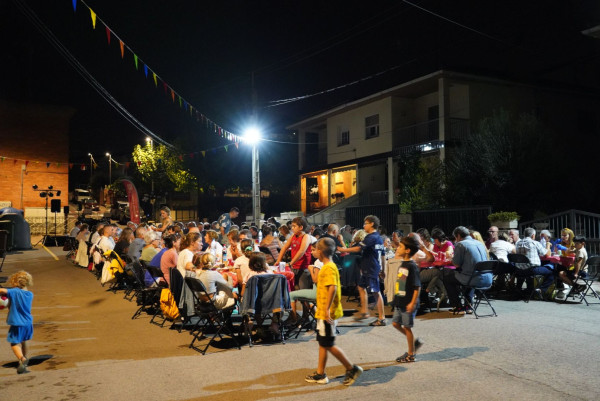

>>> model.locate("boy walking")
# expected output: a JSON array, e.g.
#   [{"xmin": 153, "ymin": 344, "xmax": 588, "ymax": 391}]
[
  {"xmin": 305, "ymin": 237, "xmax": 363, "ymax": 385},
  {"xmin": 392, "ymin": 236, "xmax": 423, "ymax": 363},
  {"xmin": 0, "ymin": 271, "xmax": 34, "ymax": 374}
]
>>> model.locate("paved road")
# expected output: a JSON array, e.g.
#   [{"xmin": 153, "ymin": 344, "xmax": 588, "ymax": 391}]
[{"xmin": 1, "ymin": 246, "xmax": 599, "ymax": 400}]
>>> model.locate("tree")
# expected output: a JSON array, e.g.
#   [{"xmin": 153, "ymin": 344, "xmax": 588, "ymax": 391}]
[
  {"xmin": 132, "ymin": 143, "xmax": 196, "ymax": 193},
  {"xmin": 445, "ymin": 109, "xmax": 554, "ymax": 215},
  {"xmin": 397, "ymin": 152, "xmax": 446, "ymax": 213}
]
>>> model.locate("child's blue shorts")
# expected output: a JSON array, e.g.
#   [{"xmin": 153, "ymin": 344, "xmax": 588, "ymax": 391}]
[{"xmin": 7, "ymin": 325, "xmax": 33, "ymax": 344}]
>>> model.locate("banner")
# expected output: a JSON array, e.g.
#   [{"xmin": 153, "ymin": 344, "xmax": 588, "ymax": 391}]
[{"xmin": 121, "ymin": 178, "xmax": 141, "ymax": 224}]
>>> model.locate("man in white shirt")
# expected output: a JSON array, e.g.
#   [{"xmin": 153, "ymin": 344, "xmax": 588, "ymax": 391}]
[{"xmin": 514, "ymin": 227, "xmax": 553, "ymax": 300}]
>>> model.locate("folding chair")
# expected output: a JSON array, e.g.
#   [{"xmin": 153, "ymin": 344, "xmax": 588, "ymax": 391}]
[
  {"xmin": 130, "ymin": 264, "xmax": 164, "ymax": 319},
  {"xmin": 64, "ymin": 237, "xmax": 78, "ymax": 262},
  {"xmin": 508, "ymin": 253, "xmax": 535, "ymax": 301},
  {"xmin": 258, "ymin": 246, "xmax": 276, "ymax": 265},
  {"xmin": 240, "ymin": 274, "xmax": 291, "ymax": 347},
  {"xmin": 491, "ymin": 260, "xmax": 515, "ymax": 293},
  {"xmin": 184, "ymin": 277, "xmax": 240, "ymax": 355},
  {"xmin": 150, "ymin": 267, "xmax": 182, "ymax": 327},
  {"xmin": 564, "ymin": 256, "xmax": 600, "ymax": 306},
  {"xmin": 288, "ymin": 297, "xmax": 317, "ymax": 339},
  {"xmin": 463, "ymin": 261, "xmax": 498, "ymax": 318}
]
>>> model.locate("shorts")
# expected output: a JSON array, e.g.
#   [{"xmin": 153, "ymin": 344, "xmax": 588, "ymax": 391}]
[
  {"xmin": 392, "ymin": 305, "xmax": 417, "ymax": 328},
  {"xmin": 7, "ymin": 325, "xmax": 33, "ymax": 344},
  {"xmin": 358, "ymin": 274, "xmax": 380, "ymax": 293},
  {"xmin": 316, "ymin": 319, "xmax": 337, "ymax": 348}
]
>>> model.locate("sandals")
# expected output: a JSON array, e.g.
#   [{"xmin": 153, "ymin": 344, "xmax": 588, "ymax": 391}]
[
  {"xmin": 353, "ymin": 313, "xmax": 370, "ymax": 322},
  {"xmin": 396, "ymin": 352, "xmax": 415, "ymax": 363},
  {"xmin": 369, "ymin": 319, "xmax": 386, "ymax": 326}
]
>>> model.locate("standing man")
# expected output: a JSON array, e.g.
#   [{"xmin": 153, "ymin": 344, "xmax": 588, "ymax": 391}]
[
  {"xmin": 217, "ymin": 207, "xmax": 239, "ymax": 237},
  {"xmin": 443, "ymin": 226, "xmax": 490, "ymax": 314},
  {"xmin": 485, "ymin": 226, "xmax": 499, "ymax": 249},
  {"xmin": 339, "ymin": 215, "xmax": 386, "ymax": 326}
]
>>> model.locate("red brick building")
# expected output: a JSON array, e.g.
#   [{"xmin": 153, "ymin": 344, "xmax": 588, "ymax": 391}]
[{"xmin": 0, "ymin": 100, "xmax": 73, "ymax": 210}]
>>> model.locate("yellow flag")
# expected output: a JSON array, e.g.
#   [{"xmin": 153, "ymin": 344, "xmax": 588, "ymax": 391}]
[
  {"xmin": 90, "ymin": 9, "xmax": 97, "ymax": 29},
  {"xmin": 201, "ymin": 151, "xmax": 205, "ymax": 157},
  {"xmin": 153, "ymin": 72, "xmax": 158, "ymax": 87}
]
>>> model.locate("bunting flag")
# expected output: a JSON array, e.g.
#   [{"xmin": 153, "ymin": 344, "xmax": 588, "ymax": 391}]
[
  {"xmin": 178, "ymin": 155, "xmax": 183, "ymax": 161},
  {"xmin": 90, "ymin": 9, "xmax": 97, "ymax": 29},
  {"xmin": 69, "ymin": 3, "xmax": 245, "ymax": 145},
  {"xmin": 125, "ymin": 162, "xmax": 130, "ymax": 168},
  {"xmin": 81, "ymin": 164, "xmax": 86, "ymax": 170},
  {"xmin": 13, "ymin": 159, "xmax": 17, "ymax": 165},
  {"xmin": 93, "ymin": 163, "xmax": 98, "ymax": 169},
  {"xmin": 201, "ymin": 151, "xmax": 205, "ymax": 157},
  {"xmin": 25, "ymin": 160, "xmax": 30, "ymax": 166},
  {"xmin": 234, "ymin": 143, "xmax": 239, "ymax": 149},
  {"xmin": 224, "ymin": 145, "xmax": 228, "ymax": 152},
  {"xmin": 69, "ymin": 163, "xmax": 73, "ymax": 169},
  {"xmin": 46, "ymin": 162, "xmax": 51, "ymax": 168}
]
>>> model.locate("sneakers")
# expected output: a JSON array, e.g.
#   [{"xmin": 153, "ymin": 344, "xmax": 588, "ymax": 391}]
[
  {"xmin": 369, "ymin": 319, "xmax": 386, "ymax": 326},
  {"xmin": 343, "ymin": 365, "xmax": 363, "ymax": 386},
  {"xmin": 305, "ymin": 372, "xmax": 329, "ymax": 384}
]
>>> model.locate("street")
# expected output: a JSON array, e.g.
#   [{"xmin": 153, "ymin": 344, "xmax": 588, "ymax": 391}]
[{"xmin": 1, "ymin": 245, "xmax": 599, "ymax": 400}]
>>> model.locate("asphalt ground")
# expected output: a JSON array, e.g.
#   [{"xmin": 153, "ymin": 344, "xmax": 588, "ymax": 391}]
[{"xmin": 1, "ymin": 243, "xmax": 599, "ymax": 400}]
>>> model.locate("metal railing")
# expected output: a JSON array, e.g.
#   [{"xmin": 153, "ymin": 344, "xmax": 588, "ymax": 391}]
[
  {"xmin": 412, "ymin": 205, "xmax": 492, "ymax": 236},
  {"xmin": 519, "ymin": 209, "xmax": 600, "ymax": 255}
]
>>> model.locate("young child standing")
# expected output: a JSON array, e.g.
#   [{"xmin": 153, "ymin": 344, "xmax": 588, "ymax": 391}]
[
  {"xmin": 0, "ymin": 271, "xmax": 34, "ymax": 374},
  {"xmin": 305, "ymin": 237, "xmax": 363, "ymax": 386},
  {"xmin": 393, "ymin": 236, "xmax": 423, "ymax": 363}
]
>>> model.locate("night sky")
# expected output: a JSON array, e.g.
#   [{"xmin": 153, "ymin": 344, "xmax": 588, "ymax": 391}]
[{"xmin": 2, "ymin": 1, "xmax": 600, "ymax": 192}]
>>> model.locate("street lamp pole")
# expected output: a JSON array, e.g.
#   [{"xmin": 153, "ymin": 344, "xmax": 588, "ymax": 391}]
[
  {"xmin": 146, "ymin": 137, "xmax": 154, "ymax": 194},
  {"xmin": 106, "ymin": 152, "xmax": 112, "ymax": 185},
  {"xmin": 88, "ymin": 153, "xmax": 93, "ymax": 185},
  {"xmin": 252, "ymin": 142, "xmax": 261, "ymax": 227}
]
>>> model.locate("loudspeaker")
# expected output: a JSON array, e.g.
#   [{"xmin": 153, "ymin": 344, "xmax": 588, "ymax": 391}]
[
  {"xmin": 63, "ymin": 205, "xmax": 70, "ymax": 215},
  {"xmin": 51, "ymin": 199, "xmax": 61, "ymax": 213}
]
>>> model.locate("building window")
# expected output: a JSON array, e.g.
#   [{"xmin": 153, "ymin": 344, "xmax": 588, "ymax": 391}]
[
  {"xmin": 337, "ymin": 127, "xmax": 350, "ymax": 146},
  {"xmin": 365, "ymin": 114, "xmax": 379, "ymax": 139}
]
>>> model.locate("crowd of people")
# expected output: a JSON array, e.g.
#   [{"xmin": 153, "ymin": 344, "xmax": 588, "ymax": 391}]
[{"xmin": 61, "ymin": 206, "xmax": 592, "ymax": 383}]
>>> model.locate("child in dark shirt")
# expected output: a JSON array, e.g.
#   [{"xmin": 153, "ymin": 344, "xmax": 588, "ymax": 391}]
[
  {"xmin": 392, "ymin": 236, "xmax": 423, "ymax": 363},
  {"xmin": 0, "ymin": 271, "xmax": 34, "ymax": 374}
]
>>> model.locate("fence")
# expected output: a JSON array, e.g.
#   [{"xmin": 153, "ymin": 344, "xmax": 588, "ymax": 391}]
[
  {"xmin": 345, "ymin": 204, "xmax": 399, "ymax": 234},
  {"xmin": 412, "ymin": 205, "xmax": 492, "ymax": 236},
  {"xmin": 519, "ymin": 209, "xmax": 600, "ymax": 256}
]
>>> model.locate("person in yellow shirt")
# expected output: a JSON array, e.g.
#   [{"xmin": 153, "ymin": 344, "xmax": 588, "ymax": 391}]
[{"xmin": 305, "ymin": 237, "xmax": 363, "ymax": 386}]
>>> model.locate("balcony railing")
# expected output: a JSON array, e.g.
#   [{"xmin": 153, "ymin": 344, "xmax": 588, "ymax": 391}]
[{"xmin": 392, "ymin": 118, "xmax": 470, "ymax": 155}]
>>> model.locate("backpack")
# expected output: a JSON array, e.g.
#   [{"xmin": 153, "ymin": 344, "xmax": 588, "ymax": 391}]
[{"xmin": 159, "ymin": 288, "xmax": 180, "ymax": 320}]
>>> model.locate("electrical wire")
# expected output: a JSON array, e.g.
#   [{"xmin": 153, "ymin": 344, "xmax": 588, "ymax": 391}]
[{"xmin": 12, "ymin": 0, "xmax": 177, "ymax": 151}]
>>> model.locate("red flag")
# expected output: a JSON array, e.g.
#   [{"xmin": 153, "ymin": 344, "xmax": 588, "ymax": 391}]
[
  {"xmin": 163, "ymin": 82, "xmax": 168, "ymax": 95},
  {"xmin": 105, "ymin": 26, "xmax": 111, "ymax": 44},
  {"xmin": 25, "ymin": 160, "xmax": 30, "ymax": 167},
  {"xmin": 137, "ymin": 161, "xmax": 141, "ymax": 166},
  {"xmin": 69, "ymin": 163, "xmax": 74, "ymax": 169},
  {"xmin": 121, "ymin": 179, "xmax": 141, "ymax": 224},
  {"xmin": 125, "ymin": 162, "xmax": 130, "ymax": 168}
]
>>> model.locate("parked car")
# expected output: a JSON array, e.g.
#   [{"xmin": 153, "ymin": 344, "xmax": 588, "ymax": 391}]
[
  {"xmin": 72, "ymin": 188, "xmax": 93, "ymax": 204},
  {"xmin": 81, "ymin": 198, "xmax": 100, "ymax": 212},
  {"xmin": 110, "ymin": 201, "xmax": 129, "ymax": 222}
]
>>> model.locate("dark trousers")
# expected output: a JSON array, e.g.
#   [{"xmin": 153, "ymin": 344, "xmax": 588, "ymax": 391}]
[
  {"xmin": 442, "ymin": 269, "xmax": 473, "ymax": 308},
  {"xmin": 515, "ymin": 265, "xmax": 554, "ymax": 292}
]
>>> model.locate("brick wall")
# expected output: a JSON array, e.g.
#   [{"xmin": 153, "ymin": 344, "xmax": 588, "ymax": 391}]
[{"xmin": 0, "ymin": 100, "xmax": 74, "ymax": 210}]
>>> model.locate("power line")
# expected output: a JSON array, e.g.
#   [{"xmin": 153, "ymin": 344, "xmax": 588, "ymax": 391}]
[{"xmin": 12, "ymin": 0, "xmax": 177, "ymax": 150}]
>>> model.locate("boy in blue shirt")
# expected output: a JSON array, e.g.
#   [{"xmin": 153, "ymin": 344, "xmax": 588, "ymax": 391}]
[
  {"xmin": 0, "ymin": 271, "xmax": 34, "ymax": 374},
  {"xmin": 392, "ymin": 236, "xmax": 423, "ymax": 363},
  {"xmin": 339, "ymin": 215, "xmax": 386, "ymax": 326}
]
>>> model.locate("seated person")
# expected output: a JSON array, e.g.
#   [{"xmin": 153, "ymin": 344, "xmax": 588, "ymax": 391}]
[
  {"xmin": 234, "ymin": 239, "xmax": 254, "ymax": 290},
  {"xmin": 114, "ymin": 228, "xmax": 134, "ymax": 260},
  {"xmin": 489, "ymin": 232, "xmax": 515, "ymax": 262},
  {"xmin": 284, "ymin": 255, "xmax": 322, "ymax": 327},
  {"xmin": 193, "ymin": 253, "xmax": 237, "ymax": 309},
  {"xmin": 204, "ymin": 230, "xmax": 223, "ymax": 265},
  {"xmin": 241, "ymin": 252, "xmax": 270, "ymax": 296},
  {"xmin": 514, "ymin": 227, "xmax": 553, "ymax": 299},
  {"xmin": 225, "ymin": 229, "xmax": 242, "ymax": 264},
  {"xmin": 557, "ymin": 235, "xmax": 588, "ymax": 293},
  {"xmin": 140, "ymin": 231, "xmax": 161, "ymax": 263},
  {"xmin": 260, "ymin": 225, "xmax": 281, "ymax": 263}
]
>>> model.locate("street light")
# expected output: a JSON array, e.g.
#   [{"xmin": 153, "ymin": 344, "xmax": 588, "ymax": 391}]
[
  {"xmin": 106, "ymin": 152, "xmax": 112, "ymax": 185},
  {"xmin": 145, "ymin": 137, "xmax": 154, "ymax": 194},
  {"xmin": 244, "ymin": 127, "xmax": 261, "ymax": 227},
  {"xmin": 87, "ymin": 153, "xmax": 93, "ymax": 185}
]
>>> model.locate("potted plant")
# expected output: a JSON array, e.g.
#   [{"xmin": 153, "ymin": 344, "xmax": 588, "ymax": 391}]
[{"xmin": 487, "ymin": 211, "xmax": 520, "ymax": 229}]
